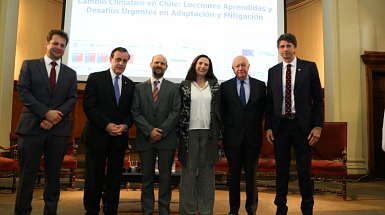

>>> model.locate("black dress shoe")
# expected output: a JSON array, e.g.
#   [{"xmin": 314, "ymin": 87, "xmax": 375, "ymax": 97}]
[
  {"xmin": 276, "ymin": 213, "xmax": 287, "ymax": 215},
  {"xmin": 228, "ymin": 213, "xmax": 239, "ymax": 215}
]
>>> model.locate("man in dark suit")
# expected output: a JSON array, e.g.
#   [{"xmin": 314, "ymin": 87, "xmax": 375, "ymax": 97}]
[
  {"xmin": 221, "ymin": 56, "xmax": 266, "ymax": 215},
  {"xmin": 14, "ymin": 30, "xmax": 77, "ymax": 215},
  {"xmin": 131, "ymin": 54, "xmax": 181, "ymax": 215},
  {"xmin": 81, "ymin": 47, "xmax": 135, "ymax": 215},
  {"xmin": 265, "ymin": 33, "xmax": 324, "ymax": 215}
]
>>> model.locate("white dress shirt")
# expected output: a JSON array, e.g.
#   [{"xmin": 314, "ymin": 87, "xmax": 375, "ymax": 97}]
[
  {"xmin": 281, "ymin": 57, "xmax": 297, "ymax": 115},
  {"xmin": 44, "ymin": 55, "xmax": 61, "ymax": 83},
  {"xmin": 151, "ymin": 76, "xmax": 164, "ymax": 92},
  {"xmin": 110, "ymin": 68, "xmax": 122, "ymax": 95},
  {"xmin": 237, "ymin": 76, "xmax": 250, "ymax": 105}
]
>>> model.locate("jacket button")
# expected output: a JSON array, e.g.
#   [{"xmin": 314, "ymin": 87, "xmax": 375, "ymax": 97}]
[
  {"xmin": 210, "ymin": 112, "xmax": 213, "ymax": 115},
  {"xmin": 153, "ymin": 114, "xmax": 156, "ymax": 117}
]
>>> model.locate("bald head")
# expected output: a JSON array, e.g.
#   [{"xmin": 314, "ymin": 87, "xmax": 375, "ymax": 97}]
[
  {"xmin": 232, "ymin": 55, "xmax": 250, "ymax": 81},
  {"xmin": 151, "ymin": 54, "xmax": 168, "ymax": 78}
]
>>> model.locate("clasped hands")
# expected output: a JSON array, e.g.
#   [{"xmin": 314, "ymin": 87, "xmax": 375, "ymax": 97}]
[
  {"xmin": 149, "ymin": 128, "xmax": 163, "ymax": 143},
  {"xmin": 40, "ymin": 110, "xmax": 63, "ymax": 130},
  {"xmin": 105, "ymin": 123, "xmax": 126, "ymax": 136}
]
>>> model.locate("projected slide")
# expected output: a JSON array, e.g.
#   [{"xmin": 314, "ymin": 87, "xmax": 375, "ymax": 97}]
[{"xmin": 63, "ymin": 0, "xmax": 285, "ymax": 82}]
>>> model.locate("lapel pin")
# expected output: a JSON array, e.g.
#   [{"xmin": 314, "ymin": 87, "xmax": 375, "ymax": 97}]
[
  {"xmin": 298, "ymin": 69, "xmax": 301, "ymax": 71},
  {"xmin": 125, "ymin": 82, "xmax": 127, "ymax": 84}
]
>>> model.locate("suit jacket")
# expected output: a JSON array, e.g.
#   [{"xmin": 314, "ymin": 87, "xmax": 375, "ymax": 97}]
[
  {"xmin": 221, "ymin": 77, "xmax": 266, "ymax": 148},
  {"xmin": 131, "ymin": 78, "xmax": 181, "ymax": 151},
  {"xmin": 265, "ymin": 58, "xmax": 324, "ymax": 135},
  {"xmin": 16, "ymin": 58, "xmax": 77, "ymax": 137},
  {"xmin": 81, "ymin": 70, "xmax": 135, "ymax": 150}
]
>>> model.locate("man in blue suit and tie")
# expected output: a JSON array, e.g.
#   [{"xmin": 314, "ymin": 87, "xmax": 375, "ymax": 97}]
[
  {"xmin": 265, "ymin": 33, "xmax": 324, "ymax": 215},
  {"xmin": 15, "ymin": 30, "xmax": 77, "ymax": 215}
]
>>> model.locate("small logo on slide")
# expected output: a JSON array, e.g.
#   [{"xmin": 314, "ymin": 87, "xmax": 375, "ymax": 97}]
[
  {"xmin": 242, "ymin": 49, "xmax": 254, "ymax": 56},
  {"xmin": 258, "ymin": 51, "xmax": 274, "ymax": 57}
]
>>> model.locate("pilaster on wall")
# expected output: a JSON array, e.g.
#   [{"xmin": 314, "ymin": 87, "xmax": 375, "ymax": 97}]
[
  {"xmin": 323, "ymin": 0, "xmax": 367, "ymax": 175},
  {"xmin": 0, "ymin": 1, "xmax": 20, "ymax": 149}
]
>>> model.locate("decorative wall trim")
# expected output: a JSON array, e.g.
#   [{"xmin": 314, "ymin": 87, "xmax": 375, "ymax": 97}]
[{"xmin": 287, "ymin": 0, "xmax": 320, "ymax": 13}]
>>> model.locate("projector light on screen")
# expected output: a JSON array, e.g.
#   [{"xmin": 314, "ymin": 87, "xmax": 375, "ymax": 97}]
[{"xmin": 62, "ymin": 0, "xmax": 285, "ymax": 83}]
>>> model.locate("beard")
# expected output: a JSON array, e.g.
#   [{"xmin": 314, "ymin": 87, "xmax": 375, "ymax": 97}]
[{"xmin": 152, "ymin": 67, "xmax": 164, "ymax": 78}]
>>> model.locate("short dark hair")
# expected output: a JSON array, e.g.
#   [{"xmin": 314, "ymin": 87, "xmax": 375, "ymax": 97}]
[
  {"xmin": 110, "ymin": 47, "xmax": 130, "ymax": 60},
  {"xmin": 47, "ymin": 30, "xmax": 69, "ymax": 46},
  {"xmin": 277, "ymin": 33, "xmax": 297, "ymax": 48},
  {"xmin": 186, "ymin": 55, "xmax": 216, "ymax": 81}
]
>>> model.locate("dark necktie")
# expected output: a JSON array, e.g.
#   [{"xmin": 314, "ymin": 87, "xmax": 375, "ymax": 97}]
[
  {"xmin": 285, "ymin": 64, "xmax": 292, "ymax": 116},
  {"xmin": 50, "ymin": 61, "xmax": 57, "ymax": 93},
  {"xmin": 240, "ymin": 80, "xmax": 246, "ymax": 107},
  {"xmin": 114, "ymin": 76, "xmax": 120, "ymax": 105},
  {"xmin": 153, "ymin": 80, "xmax": 159, "ymax": 106}
]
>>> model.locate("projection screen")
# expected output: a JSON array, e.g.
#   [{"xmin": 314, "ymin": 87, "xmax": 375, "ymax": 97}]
[{"xmin": 62, "ymin": 0, "xmax": 286, "ymax": 83}]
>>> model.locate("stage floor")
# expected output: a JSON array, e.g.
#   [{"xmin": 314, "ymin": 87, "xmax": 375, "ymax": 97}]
[{"xmin": 1, "ymin": 177, "xmax": 385, "ymax": 214}]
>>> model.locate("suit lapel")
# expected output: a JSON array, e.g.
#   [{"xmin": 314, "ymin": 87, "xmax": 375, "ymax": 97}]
[
  {"xmin": 55, "ymin": 64, "xmax": 68, "ymax": 94},
  {"xmin": 37, "ymin": 58, "xmax": 52, "ymax": 94},
  {"xmin": 120, "ymin": 75, "xmax": 130, "ymax": 108},
  {"xmin": 231, "ymin": 78, "xmax": 244, "ymax": 108},
  {"xmin": 144, "ymin": 79, "xmax": 154, "ymax": 110},
  {"xmin": 155, "ymin": 79, "xmax": 168, "ymax": 110},
  {"xmin": 104, "ymin": 70, "xmax": 117, "ymax": 107},
  {"xmin": 276, "ymin": 63, "xmax": 284, "ymax": 100},
  {"xmin": 246, "ymin": 78, "xmax": 257, "ymax": 108},
  {"xmin": 294, "ymin": 58, "xmax": 303, "ymax": 88}
]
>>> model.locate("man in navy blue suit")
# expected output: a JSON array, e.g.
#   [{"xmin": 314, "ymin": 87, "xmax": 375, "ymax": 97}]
[
  {"xmin": 15, "ymin": 30, "xmax": 77, "ymax": 215},
  {"xmin": 81, "ymin": 47, "xmax": 135, "ymax": 215},
  {"xmin": 221, "ymin": 56, "xmax": 266, "ymax": 215},
  {"xmin": 265, "ymin": 33, "xmax": 324, "ymax": 215}
]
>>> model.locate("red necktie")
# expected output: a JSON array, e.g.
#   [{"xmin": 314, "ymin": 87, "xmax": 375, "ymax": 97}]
[
  {"xmin": 285, "ymin": 64, "xmax": 292, "ymax": 116},
  {"xmin": 50, "ymin": 61, "xmax": 57, "ymax": 93}
]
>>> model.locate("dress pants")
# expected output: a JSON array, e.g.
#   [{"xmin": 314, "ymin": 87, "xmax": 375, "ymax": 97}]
[
  {"xmin": 83, "ymin": 145, "xmax": 126, "ymax": 215},
  {"xmin": 224, "ymin": 137, "xmax": 260, "ymax": 215},
  {"xmin": 273, "ymin": 118, "xmax": 314, "ymax": 215},
  {"xmin": 15, "ymin": 133, "xmax": 68, "ymax": 215},
  {"xmin": 139, "ymin": 147, "xmax": 175, "ymax": 215},
  {"xmin": 179, "ymin": 129, "xmax": 215, "ymax": 215}
]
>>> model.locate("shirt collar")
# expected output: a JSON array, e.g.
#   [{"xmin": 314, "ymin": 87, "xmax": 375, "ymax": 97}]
[
  {"xmin": 283, "ymin": 56, "xmax": 297, "ymax": 69},
  {"xmin": 151, "ymin": 76, "xmax": 164, "ymax": 84},
  {"xmin": 44, "ymin": 55, "xmax": 61, "ymax": 66},
  {"xmin": 236, "ymin": 76, "xmax": 250, "ymax": 85},
  {"xmin": 110, "ymin": 68, "xmax": 121, "ymax": 80}
]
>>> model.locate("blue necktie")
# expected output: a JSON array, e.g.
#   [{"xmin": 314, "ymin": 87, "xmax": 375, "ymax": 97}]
[
  {"xmin": 240, "ymin": 80, "xmax": 246, "ymax": 107},
  {"xmin": 114, "ymin": 76, "xmax": 120, "ymax": 105}
]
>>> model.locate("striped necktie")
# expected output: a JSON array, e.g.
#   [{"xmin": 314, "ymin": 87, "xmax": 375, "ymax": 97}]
[{"xmin": 153, "ymin": 80, "xmax": 160, "ymax": 106}]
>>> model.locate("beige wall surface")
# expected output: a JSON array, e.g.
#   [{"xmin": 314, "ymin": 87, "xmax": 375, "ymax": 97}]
[
  {"xmin": 358, "ymin": 0, "xmax": 385, "ymax": 52},
  {"xmin": 322, "ymin": 0, "xmax": 374, "ymax": 175},
  {"xmin": 14, "ymin": 0, "xmax": 62, "ymax": 80},
  {"xmin": 0, "ymin": 0, "xmax": 19, "ymax": 150},
  {"xmin": 287, "ymin": 0, "xmax": 324, "ymax": 87},
  {"xmin": 356, "ymin": 0, "xmax": 385, "ymax": 171}
]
